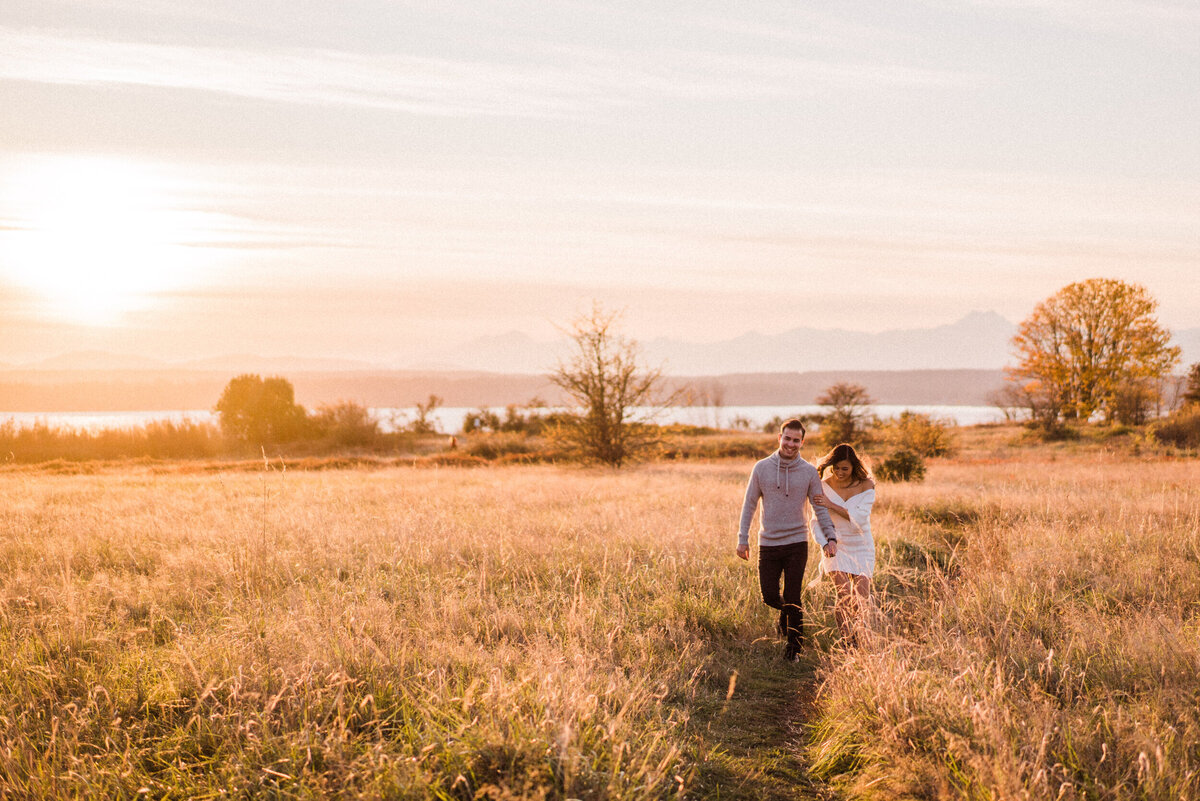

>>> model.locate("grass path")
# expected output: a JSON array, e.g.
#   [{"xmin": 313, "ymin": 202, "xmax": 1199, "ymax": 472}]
[
  {"xmin": 0, "ymin": 463, "xmax": 856, "ymax": 799},
  {"xmin": 686, "ymin": 642, "xmax": 833, "ymax": 801}
]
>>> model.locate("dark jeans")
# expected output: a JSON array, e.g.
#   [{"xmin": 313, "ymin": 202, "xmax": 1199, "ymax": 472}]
[{"xmin": 758, "ymin": 541, "xmax": 808, "ymax": 649}]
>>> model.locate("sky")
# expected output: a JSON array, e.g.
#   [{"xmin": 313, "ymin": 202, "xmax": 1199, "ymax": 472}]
[{"xmin": 0, "ymin": 0, "xmax": 1197, "ymax": 367}]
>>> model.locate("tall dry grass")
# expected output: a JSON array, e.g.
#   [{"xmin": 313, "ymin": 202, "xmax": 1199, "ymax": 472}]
[
  {"xmin": 0, "ymin": 462, "xmax": 792, "ymax": 799},
  {"xmin": 4, "ymin": 441, "xmax": 1196, "ymax": 799},
  {"xmin": 0, "ymin": 419, "xmax": 225, "ymax": 463},
  {"xmin": 808, "ymin": 452, "xmax": 1200, "ymax": 799}
]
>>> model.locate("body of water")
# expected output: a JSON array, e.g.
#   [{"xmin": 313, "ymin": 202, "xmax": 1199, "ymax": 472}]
[{"xmin": 0, "ymin": 404, "xmax": 1010, "ymax": 434}]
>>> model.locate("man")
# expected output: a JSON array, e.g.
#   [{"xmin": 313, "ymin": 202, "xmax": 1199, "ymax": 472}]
[{"xmin": 736, "ymin": 418, "xmax": 838, "ymax": 661}]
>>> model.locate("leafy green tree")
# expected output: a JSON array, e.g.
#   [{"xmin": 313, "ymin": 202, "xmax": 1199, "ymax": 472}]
[
  {"xmin": 1007, "ymin": 278, "xmax": 1181, "ymax": 424},
  {"xmin": 214, "ymin": 374, "xmax": 308, "ymax": 444}
]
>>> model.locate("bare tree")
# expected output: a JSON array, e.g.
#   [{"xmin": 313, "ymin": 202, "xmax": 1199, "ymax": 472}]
[
  {"xmin": 986, "ymin": 380, "xmax": 1058, "ymax": 429},
  {"xmin": 549, "ymin": 304, "xmax": 671, "ymax": 466},
  {"xmin": 986, "ymin": 384, "xmax": 1025, "ymax": 423},
  {"xmin": 398, "ymin": 394, "xmax": 443, "ymax": 434},
  {"xmin": 684, "ymin": 378, "xmax": 727, "ymax": 428}
]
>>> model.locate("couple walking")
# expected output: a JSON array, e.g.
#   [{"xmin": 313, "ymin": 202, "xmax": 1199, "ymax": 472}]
[{"xmin": 736, "ymin": 418, "xmax": 876, "ymax": 660}]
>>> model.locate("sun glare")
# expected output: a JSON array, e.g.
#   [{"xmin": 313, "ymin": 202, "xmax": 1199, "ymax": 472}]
[{"xmin": 0, "ymin": 157, "xmax": 199, "ymax": 325}]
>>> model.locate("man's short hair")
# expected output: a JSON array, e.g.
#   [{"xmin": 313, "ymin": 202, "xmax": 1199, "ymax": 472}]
[{"xmin": 780, "ymin": 418, "xmax": 806, "ymax": 437}]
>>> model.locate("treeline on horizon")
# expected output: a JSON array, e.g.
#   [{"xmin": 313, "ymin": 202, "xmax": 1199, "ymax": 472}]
[
  {"xmin": 0, "ymin": 382, "xmax": 692, "ymax": 466},
  {"xmin": 0, "ymin": 402, "xmax": 759, "ymax": 467},
  {"xmin": 3, "ymin": 371, "xmax": 1200, "ymax": 468},
  {"xmin": 0, "ymin": 368, "xmax": 1010, "ymax": 412},
  {"xmin": 0, "ymin": 369, "xmax": 946, "ymax": 468},
  {"xmin": 6, "ymin": 278, "xmax": 1200, "ymax": 466}
]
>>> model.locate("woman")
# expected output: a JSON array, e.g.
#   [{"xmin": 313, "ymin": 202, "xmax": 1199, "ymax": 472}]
[{"xmin": 810, "ymin": 443, "xmax": 876, "ymax": 645}]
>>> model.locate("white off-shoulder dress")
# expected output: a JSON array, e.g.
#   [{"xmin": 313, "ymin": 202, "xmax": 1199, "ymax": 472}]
[{"xmin": 812, "ymin": 483, "xmax": 876, "ymax": 577}]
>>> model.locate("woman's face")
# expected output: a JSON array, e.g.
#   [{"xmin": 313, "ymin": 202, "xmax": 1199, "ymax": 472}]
[{"xmin": 831, "ymin": 459, "xmax": 853, "ymax": 483}]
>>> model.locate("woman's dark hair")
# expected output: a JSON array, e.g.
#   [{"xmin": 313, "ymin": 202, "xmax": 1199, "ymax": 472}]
[{"xmin": 816, "ymin": 442, "xmax": 871, "ymax": 483}]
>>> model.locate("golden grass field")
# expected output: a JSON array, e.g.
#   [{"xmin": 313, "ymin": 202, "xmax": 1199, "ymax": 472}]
[{"xmin": 1, "ymin": 427, "xmax": 1197, "ymax": 800}]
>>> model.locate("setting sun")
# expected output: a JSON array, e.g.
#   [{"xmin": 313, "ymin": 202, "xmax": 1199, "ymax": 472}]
[{"xmin": 0, "ymin": 157, "xmax": 198, "ymax": 324}]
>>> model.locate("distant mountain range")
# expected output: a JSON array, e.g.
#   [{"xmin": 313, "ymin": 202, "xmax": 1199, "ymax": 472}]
[
  {"xmin": 390, "ymin": 310, "xmax": 1200, "ymax": 375},
  {"xmin": 394, "ymin": 311, "xmax": 1021, "ymax": 374},
  {"xmin": 646, "ymin": 311, "xmax": 1021, "ymax": 374},
  {"xmin": 3, "ymin": 311, "xmax": 1197, "ymax": 378}
]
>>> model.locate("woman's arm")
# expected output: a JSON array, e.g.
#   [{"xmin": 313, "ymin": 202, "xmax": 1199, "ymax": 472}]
[
  {"xmin": 821, "ymin": 497, "xmax": 850, "ymax": 520},
  {"xmin": 811, "ymin": 486, "xmax": 850, "ymax": 520}
]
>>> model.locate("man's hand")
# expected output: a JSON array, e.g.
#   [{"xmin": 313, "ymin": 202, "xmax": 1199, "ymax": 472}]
[
  {"xmin": 823, "ymin": 541, "xmax": 837, "ymax": 558},
  {"xmin": 736, "ymin": 544, "xmax": 750, "ymax": 560}
]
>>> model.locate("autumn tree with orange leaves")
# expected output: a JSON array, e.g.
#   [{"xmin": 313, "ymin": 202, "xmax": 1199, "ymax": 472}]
[{"xmin": 1007, "ymin": 278, "xmax": 1180, "ymax": 426}]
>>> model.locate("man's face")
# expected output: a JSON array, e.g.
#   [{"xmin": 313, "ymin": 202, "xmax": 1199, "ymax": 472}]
[{"xmin": 778, "ymin": 428, "xmax": 803, "ymax": 459}]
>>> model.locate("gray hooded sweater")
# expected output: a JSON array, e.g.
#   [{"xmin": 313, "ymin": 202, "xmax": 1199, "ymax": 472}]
[{"xmin": 738, "ymin": 451, "xmax": 837, "ymax": 548}]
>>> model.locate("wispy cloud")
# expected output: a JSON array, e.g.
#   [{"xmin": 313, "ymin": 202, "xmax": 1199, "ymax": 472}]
[
  {"xmin": 0, "ymin": 27, "xmax": 578, "ymax": 117},
  {"xmin": 0, "ymin": 26, "xmax": 968, "ymax": 118},
  {"xmin": 952, "ymin": 0, "xmax": 1200, "ymax": 36}
]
